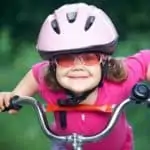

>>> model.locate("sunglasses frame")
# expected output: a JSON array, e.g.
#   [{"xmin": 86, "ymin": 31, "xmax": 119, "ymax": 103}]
[{"xmin": 54, "ymin": 53, "xmax": 104, "ymax": 68}]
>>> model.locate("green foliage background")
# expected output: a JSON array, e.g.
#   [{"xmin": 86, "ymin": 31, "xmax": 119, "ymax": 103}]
[{"xmin": 0, "ymin": 0, "xmax": 150, "ymax": 149}]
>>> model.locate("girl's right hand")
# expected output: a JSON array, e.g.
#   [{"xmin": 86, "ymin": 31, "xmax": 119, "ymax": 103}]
[{"xmin": 0, "ymin": 92, "xmax": 18, "ymax": 114}]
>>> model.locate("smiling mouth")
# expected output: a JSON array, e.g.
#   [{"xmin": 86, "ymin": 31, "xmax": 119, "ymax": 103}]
[{"xmin": 68, "ymin": 76, "xmax": 90, "ymax": 79}]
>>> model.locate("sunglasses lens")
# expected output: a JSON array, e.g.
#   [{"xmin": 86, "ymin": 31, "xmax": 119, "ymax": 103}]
[
  {"xmin": 56, "ymin": 55, "xmax": 75, "ymax": 67},
  {"xmin": 55, "ymin": 53, "xmax": 101, "ymax": 67},
  {"xmin": 81, "ymin": 53, "xmax": 100, "ymax": 65}
]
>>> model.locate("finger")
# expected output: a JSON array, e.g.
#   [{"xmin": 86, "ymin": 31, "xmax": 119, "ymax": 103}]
[
  {"xmin": 0, "ymin": 93, "xmax": 4, "ymax": 110},
  {"xmin": 4, "ymin": 93, "xmax": 14, "ymax": 107},
  {"xmin": 8, "ymin": 110, "xmax": 18, "ymax": 114}
]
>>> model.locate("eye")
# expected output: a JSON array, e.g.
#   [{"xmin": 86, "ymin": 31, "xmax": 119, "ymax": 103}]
[
  {"xmin": 82, "ymin": 53, "xmax": 99, "ymax": 60},
  {"xmin": 56, "ymin": 55, "xmax": 74, "ymax": 62},
  {"xmin": 55, "ymin": 54, "xmax": 75, "ymax": 67}
]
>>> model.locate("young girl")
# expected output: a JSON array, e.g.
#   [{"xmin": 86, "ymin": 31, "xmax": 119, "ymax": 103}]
[{"xmin": 0, "ymin": 3, "xmax": 150, "ymax": 150}]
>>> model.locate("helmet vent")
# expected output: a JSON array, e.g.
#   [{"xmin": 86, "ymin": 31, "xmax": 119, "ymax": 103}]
[
  {"xmin": 51, "ymin": 19, "xmax": 61, "ymax": 34},
  {"xmin": 84, "ymin": 16, "xmax": 95, "ymax": 31},
  {"xmin": 66, "ymin": 12, "xmax": 77, "ymax": 23}
]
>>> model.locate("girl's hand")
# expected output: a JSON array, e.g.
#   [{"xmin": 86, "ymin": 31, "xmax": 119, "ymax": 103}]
[{"xmin": 0, "ymin": 92, "xmax": 18, "ymax": 114}]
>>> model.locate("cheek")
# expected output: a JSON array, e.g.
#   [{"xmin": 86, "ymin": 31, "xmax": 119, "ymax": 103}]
[
  {"xmin": 55, "ymin": 67, "xmax": 68, "ymax": 85},
  {"xmin": 89, "ymin": 65, "xmax": 101, "ymax": 82}
]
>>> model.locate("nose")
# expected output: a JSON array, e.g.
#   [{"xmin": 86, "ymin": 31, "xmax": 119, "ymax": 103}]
[{"xmin": 74, "ymin": 56, "xmax": 84, "ymax": 65}]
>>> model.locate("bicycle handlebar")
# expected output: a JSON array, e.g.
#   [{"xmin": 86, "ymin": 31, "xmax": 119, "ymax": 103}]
[
  {"xmin": 2, "ymin": 82, "xmax": 150, "ymax": 150},
  {"xmin": 10, "ymin": 96, "xmax": 132, "ymax": 141}
]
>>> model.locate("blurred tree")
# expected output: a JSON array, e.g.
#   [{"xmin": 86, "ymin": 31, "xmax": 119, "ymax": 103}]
[{"xmin": 1, "ymin": 0, "xmax": 150, "ymax": 42}]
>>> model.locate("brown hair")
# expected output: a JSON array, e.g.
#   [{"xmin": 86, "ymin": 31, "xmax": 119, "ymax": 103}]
[
  {"xmin": 106, "ymin": 57, "xmax": 127, "ymax": 82},
  {"xmin": 44, "ymin": 57, "xmax": 127, "ymax": 91}
]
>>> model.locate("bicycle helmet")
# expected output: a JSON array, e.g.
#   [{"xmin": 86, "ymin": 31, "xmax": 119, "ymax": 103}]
[{"xmin": 36, "ymin": 3, "xmax": 118, "ymax": 60}]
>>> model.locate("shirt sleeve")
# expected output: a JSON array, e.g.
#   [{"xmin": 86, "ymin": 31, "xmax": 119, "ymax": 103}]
[
  {"xmin": 31, "ymin": 61, "xmax": 49, "ymax": 84},
  {"xmin": 123, "ymin": 49, "xmax": 150, "ymax": 95},
  {"xmin": 31, "ymin": 61, "xmax": 64, "ymax": 105}
]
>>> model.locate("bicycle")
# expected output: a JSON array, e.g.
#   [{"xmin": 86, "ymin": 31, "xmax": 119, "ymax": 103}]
[{"xmin": 2, "ymin": 82, "xmax": 150, "ymax": 150}]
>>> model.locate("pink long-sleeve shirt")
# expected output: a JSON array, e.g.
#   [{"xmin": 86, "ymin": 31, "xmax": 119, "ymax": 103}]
[{"xmin": 32, "ymin": 50, "xmax": 150, "ymax": 150}]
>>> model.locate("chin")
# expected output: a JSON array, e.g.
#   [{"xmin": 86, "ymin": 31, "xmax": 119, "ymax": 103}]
[
  {"xmin": 59, "ymin": 79, "xmax": 99, "ymax": 93},
  {"xmin": 67, "ymin": 86, "xmax": 92, "ymax": 93}
]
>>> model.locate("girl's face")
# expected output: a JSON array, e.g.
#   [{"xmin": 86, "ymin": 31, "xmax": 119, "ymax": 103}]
[{"xmin": 55, "ymin": 53, "xmax": 102, "ymax": 93}]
